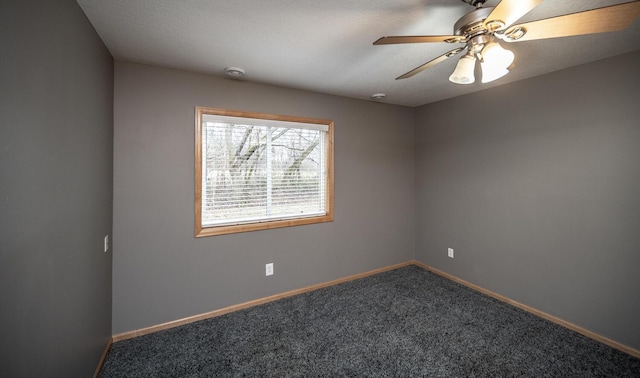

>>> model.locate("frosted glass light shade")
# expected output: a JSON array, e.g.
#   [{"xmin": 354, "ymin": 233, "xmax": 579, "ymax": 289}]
[
  {"xmin": 449, "ymin": 55, "xmax": 476, "ymax": 84},
  {"xmin": 481, "ymin": 61, "xmax": 509, "ymax": 83},
  {"xmin": 482, "ymin": 42, "xmax": 514, "ymax": 68}
]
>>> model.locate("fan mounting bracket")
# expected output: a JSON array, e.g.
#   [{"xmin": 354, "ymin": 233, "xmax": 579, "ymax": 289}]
[
  {"xmin": 444, "ymin": 36, "xmax": 468, "ymax": 44},
  {"xmin": 445, "ymin": 47, "xmax": 467, "ymax": 57},
  {"xmin": 485, "ymin": 20, "xmax": 506, "ymax": 32},
  {"xmin": 501, "ymin": 26, "xmax": 527, "ymax": 42}
]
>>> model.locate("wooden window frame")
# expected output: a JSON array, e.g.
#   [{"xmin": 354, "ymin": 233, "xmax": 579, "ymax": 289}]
[{"xmin": 195, "ymin": 106, "xmax": 334, "ymax": 237}]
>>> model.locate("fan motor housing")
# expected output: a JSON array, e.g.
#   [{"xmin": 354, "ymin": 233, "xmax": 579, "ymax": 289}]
[{"xmin": 454, "ymin": 7, "xmax": 494, "ymax": 37}]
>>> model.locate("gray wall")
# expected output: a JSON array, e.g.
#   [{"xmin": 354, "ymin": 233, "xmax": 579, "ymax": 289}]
[
  {"xmin": 415, "ymin": 51, "xmax": 640, "ymax": 350},
  {"xmin": 0, "ymin": 0, "xmax": 113, "ymax": 377},
  {"xmin": 112, "ymin": 62, "xmax": 415, "ymax": 333}
]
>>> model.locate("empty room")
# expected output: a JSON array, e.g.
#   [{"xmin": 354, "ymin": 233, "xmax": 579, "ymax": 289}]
[{"xmin": 2, "ymin": 0, "xmax": 640, "ymax": 377}]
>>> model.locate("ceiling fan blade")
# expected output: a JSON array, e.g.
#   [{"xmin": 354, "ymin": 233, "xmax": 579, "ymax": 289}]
[
  {"xmin": 374, "ymin": 35, "xmax": 464, "ymax": 45},
  {"xmin": 484, "ymin": 0, "xmax": 544, "ymax": 30},
  {"xmin": 503, "ymin": 1, "xmax": 640, "ymax": 42},
  {"xmin": 396, "ymin": 47, "xmax": 466, "ymax": 80}
]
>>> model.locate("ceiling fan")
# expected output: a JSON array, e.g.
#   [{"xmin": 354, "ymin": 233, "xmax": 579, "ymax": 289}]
[{"xmin": 373, "ymin": 0, "xmax": 640, "ymax": 84}]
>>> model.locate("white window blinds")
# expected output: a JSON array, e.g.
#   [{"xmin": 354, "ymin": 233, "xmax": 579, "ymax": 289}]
[{"xmin": 201, "ymin": 115, "xmax": 328, "ymax": 227}]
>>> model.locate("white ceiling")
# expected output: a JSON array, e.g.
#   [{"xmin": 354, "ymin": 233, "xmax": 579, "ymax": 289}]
[{"xmin": 77, "ymin": 0, "xmax": 640, "ymax": 107}]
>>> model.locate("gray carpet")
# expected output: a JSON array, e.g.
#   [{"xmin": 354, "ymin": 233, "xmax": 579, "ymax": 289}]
[{"xmin": 99, "ymin": 265, "xmax": 640, "ymax": 377}]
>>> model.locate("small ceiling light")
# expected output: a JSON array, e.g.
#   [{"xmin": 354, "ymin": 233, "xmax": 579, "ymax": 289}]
[
  {"xmin": 224, "ymin": 66, "xmax": 245, "ymax": 78},
  {"xmin": 370, "ymin": 93, "xmax": 386, "ymax": 100},
  {"xmin": 449, "ymin": 53, "xmax": 476, "ymax": 84}
]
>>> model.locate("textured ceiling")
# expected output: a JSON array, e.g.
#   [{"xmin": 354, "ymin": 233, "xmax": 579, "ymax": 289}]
[{"xmin": 76, "ymin": 0, "xmax": 640, "ymax": 107}]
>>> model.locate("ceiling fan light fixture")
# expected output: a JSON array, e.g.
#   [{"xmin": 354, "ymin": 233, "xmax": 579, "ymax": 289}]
[
  {"xmin": 481, "ymin": 42, "xmax": 514, "ymax": 69},
  {"xmin": 449, "ymin": 54, "xmax": 476, "ymax": 84}
]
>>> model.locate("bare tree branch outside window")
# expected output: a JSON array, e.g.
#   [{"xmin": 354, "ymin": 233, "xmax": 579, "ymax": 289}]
[
  {"xmin": 195, "ymin": 107, "xmax": 333, "ymax": 237},
  {"xmin": 203, "ymin": 123, "xmax": 323, "ymax": 225}
]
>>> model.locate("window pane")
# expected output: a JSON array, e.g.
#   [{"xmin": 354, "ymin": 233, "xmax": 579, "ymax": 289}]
[
  {"xmin": 202, "ymin": 122, "xmax": 324, "ymax": 226},
  {"xmin": 195, "ymin": 107, "xmax": 333, "ymax": 237}
]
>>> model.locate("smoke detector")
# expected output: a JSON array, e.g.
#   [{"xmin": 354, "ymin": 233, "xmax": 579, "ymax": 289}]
[{"xmin": 224, "ymin": 67, "xmax": 246, "ymax": 78}]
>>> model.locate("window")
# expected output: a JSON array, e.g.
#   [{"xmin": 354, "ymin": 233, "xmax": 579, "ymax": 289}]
[{"xmin": 195, "ymin": 107, "xmax": 334, "ymax": 237}]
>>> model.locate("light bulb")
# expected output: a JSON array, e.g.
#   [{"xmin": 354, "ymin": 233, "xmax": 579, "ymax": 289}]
[
  {"xmin": 481, "ymin": 61, "xmax": 509, "ymax": 83},
  {"xmin": 449, "ymin": 55, "xmax": 476, "ymax": 84}
]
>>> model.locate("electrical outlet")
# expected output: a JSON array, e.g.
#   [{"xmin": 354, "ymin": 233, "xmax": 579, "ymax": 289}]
[
  {"xmin": 104, "ymin": 235, "xmax": 110, "ymax": 253},
  {"xmin": 265, "ymin": 263, "xmax": 274, "ymax": 276},
  {"xmin": 448, "ymin": 248, "xmax": 454, "ymax": 258}
]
